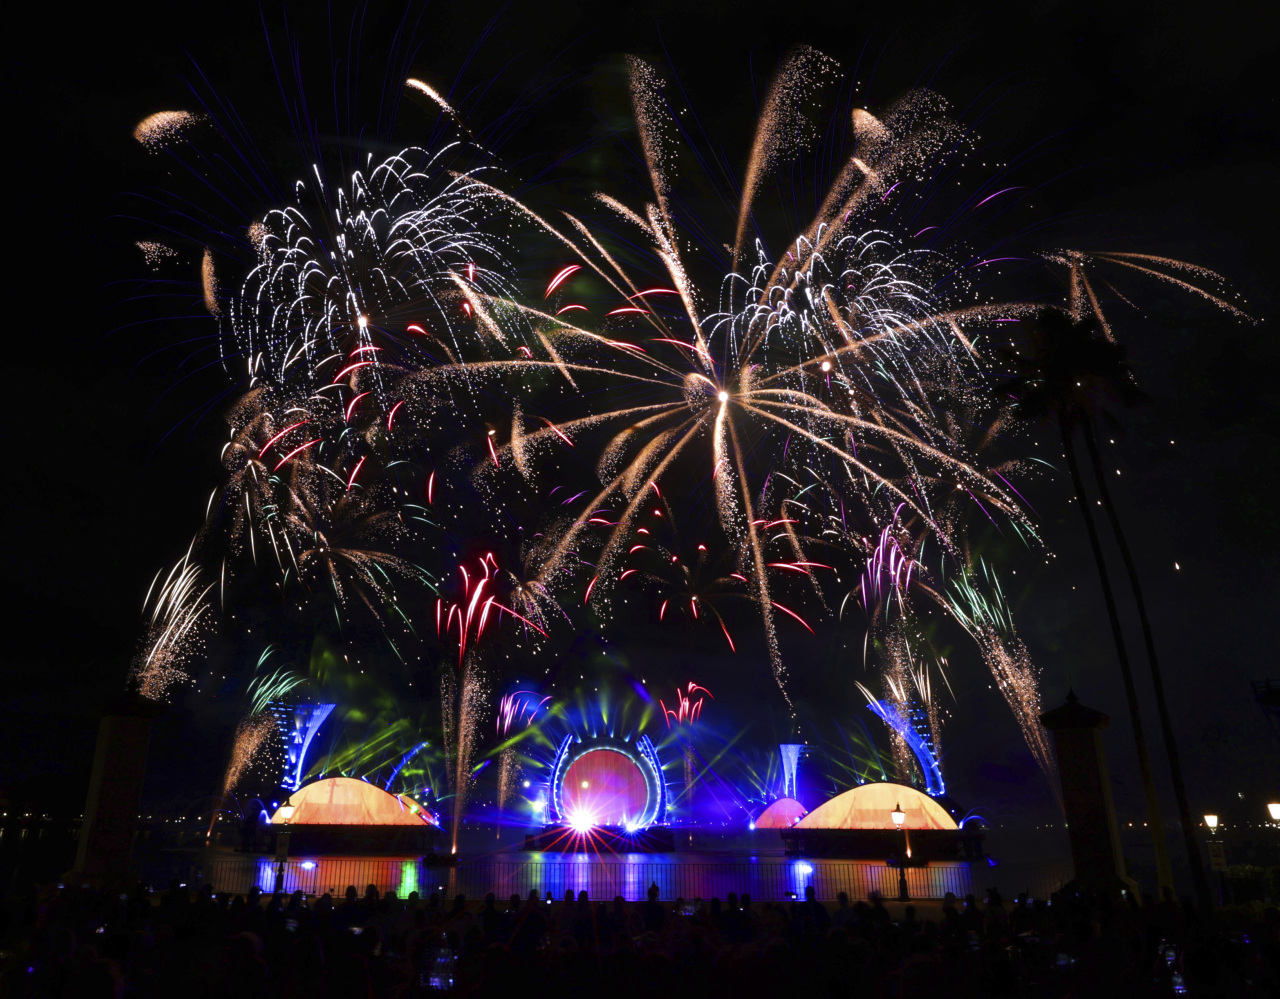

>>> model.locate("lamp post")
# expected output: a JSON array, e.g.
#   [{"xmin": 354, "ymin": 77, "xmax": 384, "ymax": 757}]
[
  {"xmin": 274, "ymin": 802, "xmax": 295, "ymax": 895},
  {"xmin": 891, "ymin": 803, "xmax": 909, "ymax": 902},
  {"xmin": 1267, "ymin": 803, "xmax": 1280, "ymax": 824},
  {"xmin": 1204, "ymin": 813, "xmax": 1225, "ymax": 906}
]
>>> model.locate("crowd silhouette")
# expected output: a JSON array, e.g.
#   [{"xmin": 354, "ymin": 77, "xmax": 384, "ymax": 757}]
[{"xmin": 2, "ymin": 877, "xmax": 1277, "ymax": 996}]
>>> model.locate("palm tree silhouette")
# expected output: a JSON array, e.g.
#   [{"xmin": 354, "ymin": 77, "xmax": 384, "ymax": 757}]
[
  {"xmin": 1001, "ymin": 307, "xmax": 1178, "ymax": 897},
  {"xmin": 1076, "ymin": 354, "xmax": 1211, "ymax": 911},
  {"xmin": 1033, "ymin": 248, "xmax": 1242, "ymax": 911}
]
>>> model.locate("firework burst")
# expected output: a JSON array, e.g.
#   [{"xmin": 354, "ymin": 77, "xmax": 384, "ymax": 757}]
[
  {"xmin": 121, "ymin": 24, "xmax": 1253, "ymax": 835},
  {"xmin": 130, "ymin": 553, "xmax": 213, "ymax": 701},
  {"xmin": 228, "ymin": 147, "xmax": 524, "ymax": 401},
  {"xmin": 453, "ymin": 54, "xmax": 1036, "ymax": 716}
]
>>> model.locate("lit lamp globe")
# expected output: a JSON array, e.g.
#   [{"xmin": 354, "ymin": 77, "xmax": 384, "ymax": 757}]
[
  {"xmin": 1203, "ymin": 813, "xmax": 1218, "ymax": 832},
  {"xmin": 278, "ymin": 803, "xmax": 295, "ymax": 824},
  {"xmin": 1267, "ymin": 803, "xmax": 1280, "ymax": 822},
  {"xmin": 890, "ymin": 803, "xmax": 909, "ymax": 901}
]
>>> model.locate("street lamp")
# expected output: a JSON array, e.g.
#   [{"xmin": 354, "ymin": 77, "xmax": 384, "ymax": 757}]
[
  {"xmin": 274, "ymin": 802, "xmax": 295, "ymax": 895},
  {"xmin": 891, "ymin": 803, "xmax": 909, "ymax": 901},
  {"xmin": 1202, "ymin": 813, "xmax": 1226, "ymax": 906},
  {"xmin": 1267, "ymin": 803, "xmax": 1280, "ymax": 823}
]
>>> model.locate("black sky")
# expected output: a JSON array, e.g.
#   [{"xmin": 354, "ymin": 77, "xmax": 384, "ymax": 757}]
[{"xmin": 4, "ymin": 0, "xmax": 1277, "ymax": 829}]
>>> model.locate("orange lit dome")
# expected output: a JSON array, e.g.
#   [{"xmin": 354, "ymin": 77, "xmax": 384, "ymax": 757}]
[
  {"xmin": 270, "ymin": 777, "xmax": 434, "ymax": 826},
  {"xmin": 754, "ymin": 797, "xmax": 808, "ymax": 828},
  {"xmin": 795, "ymin": 783, "xmax": 956, "ymax": 830}
]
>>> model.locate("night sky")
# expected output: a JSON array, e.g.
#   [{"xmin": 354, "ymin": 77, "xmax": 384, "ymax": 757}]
[{"xmin": 4, "ymin": 0, "xmax": 1277, "ymax": 834}]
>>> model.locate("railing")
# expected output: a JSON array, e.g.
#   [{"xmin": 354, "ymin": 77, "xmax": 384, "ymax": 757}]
[{"xmin": 134, "ymin": 854, "xmax": 1075, "ymax": 903}]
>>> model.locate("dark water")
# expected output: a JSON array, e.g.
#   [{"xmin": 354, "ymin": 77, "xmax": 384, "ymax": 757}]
[{"xmin": 0, "ymin": 821, "xmax": 80, "ymax": 890}]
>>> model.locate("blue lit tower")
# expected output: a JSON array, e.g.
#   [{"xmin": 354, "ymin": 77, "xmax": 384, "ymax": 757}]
[
  {"xmin": 779, "ymin": 743, "xmax": 804, "ymax": 800},
  {"xmin": 865, "ymin": 700, "xmax": 945, "ymax": 796},
  {"xmin": 906, "ymin": 702, "xmax": 939, "ymax": 772},
  {"xmin": 269, "ymin": 702, "xmax": 335, "ymax": 791}
]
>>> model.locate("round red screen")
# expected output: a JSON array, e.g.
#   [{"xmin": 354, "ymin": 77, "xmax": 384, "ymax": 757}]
[{"xmin": 560, "ymin": 749, "xmax": 649, "ymax": 826}]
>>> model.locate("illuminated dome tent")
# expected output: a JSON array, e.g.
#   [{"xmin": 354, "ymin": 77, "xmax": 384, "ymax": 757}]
[
  {"xmin": 796, "ymin": 783, "xmax": 957, "ymax": 831},
  {"xmin": 269, "ymin": 777, "xmax": 438, "ymax": 855},
  {"xmin": 754, "ymin": 797, "xmax": 808, "ymax": 829},
  {"xmin": 780, "ymin": 782, "xmax": 980, "ymax": 860},
  {"xmin": 271, "ymin": 777, "xmax": 434, "ymax": 826}
]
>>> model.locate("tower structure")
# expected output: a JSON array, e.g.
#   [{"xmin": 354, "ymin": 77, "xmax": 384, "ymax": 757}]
[
  {"xmin": 269, "ymin": 702, "xmax": 336, "ymax": 791},
  {"xmin": 779, "ymin": 743, "xmax": 804, "ymax": 801},
  {"xmin": 1040, "ymin": 692, "xmax": 1139, "ymax": 898}
]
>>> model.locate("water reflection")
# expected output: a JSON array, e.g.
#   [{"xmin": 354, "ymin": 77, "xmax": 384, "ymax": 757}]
[{"xmin": 206, "ymin": 852, "xmax": 993, "ymax": 901}]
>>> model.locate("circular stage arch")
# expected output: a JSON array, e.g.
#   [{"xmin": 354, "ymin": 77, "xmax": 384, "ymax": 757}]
[{"xmin": 549, "ymin": 735, "xmax": 666, "ymax": 829}]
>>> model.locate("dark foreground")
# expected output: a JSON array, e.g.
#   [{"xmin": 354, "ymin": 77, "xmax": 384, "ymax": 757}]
[{"xmin": 2, "ymin": 880, "xmax": 1277, "ymax": 997}]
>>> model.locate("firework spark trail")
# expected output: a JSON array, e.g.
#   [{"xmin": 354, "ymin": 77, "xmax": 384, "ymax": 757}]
[
  {"xmin": 437, "ymin": 556, "xmax": 548, "ymax": 664},
  {"xmin": 913, "ymin": 657, "xmax": 948, "ymax": 765},
  {"xmin": 133, "ymin": 110, "xmax": 203, "ymax": 150},
  {"xmin": 497, "ymin": 691, "xmax": 551, "ymax": 734},
  {"xmin": 220, "ymin": 712, "xmax": 277, "ymax": 799},
  {"xmin": 136, "ymin": 241, "xmax": 177, "ymax": 270},
  {"xmin": 660, "ymin": 682, "xmax": 714, "ymax": 728},
  {"xmin": 246, "ymin": 668, "xmax": 307, "ymax": 715},
  {"xmin": 130, "ymin": 553, "xmax": 214, "ymax": 701},
  {"xmin": 496, "ymin": 746, "xmax": 521, "ymax": 816},
  {"xmin": 447, "ymin": 649, "xmax": 488, "ymax": 853},
  {"xmin": 616, "ymin": 528, "xmax": 760, "ymax": 652},
  {"xmin": 404, "ymin": 78, "xmax": 469, "ymax": 134},
  {"xmin": 731, "ymin": 46, "xmax": 840, "ymax": 269},
  {"xmin": 947, "ymin": 563, "xmax": 1057, "ymax": 786},
  {"xmin": 202, "ymin": 248, "xmax": 220, "ymax": 316},
  {"xmin": 881, "ymin": 625, "xmax": 918, "ymax": 781},
  {"xmin": 205, "ymin": 710, "xmax": 279, "ymax": 844},
  {"xmin": 859, "ymin": 507, "xmax": 918, "ymax": 622},
  {"xmin": 1049, "ymin": 249, "xmax": 1254, "ymax": 333},
  {"xmin": 749, "ymin": 95, "xmax": 964, "ymax": 337},
  {"xmin": 437, "ymin": 557, "xmax": 550, "ymax": 851},
  {"xmin": 866, "ymin": 625, "xmax": 951, "ymax": 786},
  {"xmin": 208, "ymin": 388, "xmax": 414, "ymax": 630}
]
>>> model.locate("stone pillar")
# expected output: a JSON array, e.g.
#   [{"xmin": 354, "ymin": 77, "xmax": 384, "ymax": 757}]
[
  {"xmin": 73, "ymin": 695, "xmax": 163, "ymax": 882},
  {"xmin": 1040, "ymin": 691, "xmax": 1140, "ymax": 899}
]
